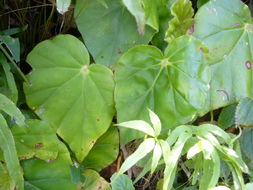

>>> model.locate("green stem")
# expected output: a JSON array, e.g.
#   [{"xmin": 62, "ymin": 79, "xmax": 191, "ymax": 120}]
[
  {"xmin": 210, "ymin": 111, "xmax": 214, "ymax": 122},
  {"xmin": 0, "ymin": 44, "xmax": 29, "ymax": 84}
]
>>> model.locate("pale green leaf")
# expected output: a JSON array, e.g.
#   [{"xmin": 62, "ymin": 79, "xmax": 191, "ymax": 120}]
[
  {"xmin": 75, "ymin": 0, "xmax": 155, "ymax": 67},
  {"xmin": 12, "ymin": 119, "xmax": 59, "ymax": 161},
  {"xmin": 0, "ymin": 114, "xmax": 24, "ymax": 190},
  {"xmin": 151, "ymin": 143, "xmax": 162, "ymax": 174},
  {"xmin": 187, "ymin": 141, "xmax": 203, "ymax": 159},
  {"xmin": 24, "ymin": 35, "xmax": 115, "ymax": 162},
  {"xmin": 245, "ymin": 183, "xmax": 253, "ymax": 190},
  {"xmin": 118, "ymin": 138, "xmax": 155, "ymax": 175},
  {"xmin": 148, "ymin": 109, "xmax": 161, "ymax": 136},
  {"xmin": 115, "ymin": 120, "xmax": 155, "ymax": 137},
  {"xmin": 56, "ymin": 0, "xmax": 71, "ymax": 14},
  {"xmin": 165, "ymin": 0, "xmax": 194, "ymax": 42},
  {"xmin": 163, "ymin": 132, "xmax": 192, "ymax": 190},
  {"xmin": 115, "ymin": 35, "xmax": 210, "ymax": 144}
]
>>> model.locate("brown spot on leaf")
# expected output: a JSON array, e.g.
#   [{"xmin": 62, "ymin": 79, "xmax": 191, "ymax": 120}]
[
  {"xmin": 245, "ymin": 60, "xmax": 251, "ymax": 70},
  {"xmin": 89, "ymin": 140, "xmax": 95, "ymax": 148},
  {"xmin": 96, "ymin": 118, "xmax": 100, "ymax": 122},
  {"xmin": 35, "ymin": 142, "xmax": 43, "ymax": 149}
]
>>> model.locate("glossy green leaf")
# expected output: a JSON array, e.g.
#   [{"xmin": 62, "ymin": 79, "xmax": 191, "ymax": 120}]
[
  {"xmin": 165, "ymin": 0, "xmax": 194, "ymax": 43},
  {"xmin": 148, "ymin": 109, "xmax": 161, "ymax": 136},
  {"xmin": 151, "ymin": 142, "xmax": 162, "ymax": 174},
  {"xmin": 0, "ymin": 163, "xmax": 14, "ymax": 190},
  {"xmin": 24, "ymin": 34, "xmax": 115, "ymax": 162},
  {"xmin": 110, "ymin": 173, "xmax": 134, "ymax": 190},
  {"xmin": 0, "ymin": 114, "xmax": 24, "ymax": 190},
  {"xmin": 235, "ymin": 97, "xmax": 253, "ymax": 127},
  {"xmin": 56, "ymin": 0, "xmax": 71, "ymax": 14},
  {"xmin": 82, "ymin": 169, "xmax": 111, "ymax": 190},
  {"xmin": 218, "ymin": 104, "xmax": 237, "ymax": 130},
  {"xmin": 118, "ymin": 138, "xmax": 155, "ymax": 175},
  {"xmin": 0, "ymin": 93, "xmax": 25, "ymax": 126},
  {"xmin": 115, "ymin": 120, "xmax": 155, "ymax": 137},
  {"xmin": 12, "ymin": 119, "xmax": 59, "ymax": 161},
  {"xmin": 82, "ymin": 126, "xmax": 119, "ymax": 172},
  {"xmin": 193, "ymin": 0, "xmax": 253, "ymax": 111},
  {"xmin": 74, "ymin": 0, "xmax": 155, "ymax": 67},
  {"xmin": 22, "ymin": 143, "xmax": 76, "ymax": 190},
  {"xmin": 115, "ymin": 35, "xmax": 210, "ymax": 144}
]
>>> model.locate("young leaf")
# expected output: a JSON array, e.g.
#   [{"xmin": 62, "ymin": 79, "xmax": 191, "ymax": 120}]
[
  {"xmin": 165, "ymin": 0, "xmax": 194, "ymax": 42},
  {"xmin": 163, "ymin": 132, "xmax": 192, "ymax": 190},
  {"xmin": 148, "ymin": 108, "xmax": 161, "ymax": 136},
  {"xmin": 151, "ymin": 143, "xmax": 162, "ymax": 174},
  {"xmin": 193, "ymin": 0, "xmax": 253, "ymax": 111},
  {"xmin": 118, "ymin": 138, "xmax": 155, "ymax": 175},
  {"xmin": 115, "ymin": 35, "xmax": 210, "ymax": 144},
  {"xmin": 24, "ymin": 35, "xmax": 115, "ymax": 162},
  {"xmin": 115, "ymin": 120, "xmax": 155, "ymax": 137},
  {"xmin": 74, "ymin": 0, "xmax": 155, "ymax": 67},
  {"xmin": 0, "ymin": 114, "xmax": 24, "ymax": 190},
  {"xmin": 56, "ymin": 0, "xmax": 71, "ymax": 14}
]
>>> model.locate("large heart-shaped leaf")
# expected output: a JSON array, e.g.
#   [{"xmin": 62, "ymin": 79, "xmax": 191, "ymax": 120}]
[
  {"xmin": 22, "ymin": 143, "xmax": 76, "ymax": 190},
  {"xmin": 74, "ymin": 0, "xmax": 155, "ymax": 67},
  {"xmin": 82, "ymin": 126, "xmax": 119, "ymax": 172},
  {"xmin": 24, "ymin": 35, "xmax": 115, "ymax": 162},
  {"xmin": 115, "ymin": 35, "xmax": 210, "ymax": 144},
  {"xmin": 12, "ymin": 119, "xmax": 59, "ymax": 161},
  {"xmin": 193, "ymin": 0, "xmax": 253, "ymax": 111}
]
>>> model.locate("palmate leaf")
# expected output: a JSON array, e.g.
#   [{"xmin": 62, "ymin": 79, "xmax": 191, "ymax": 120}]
[
  {"xmin": 22, "ymin": 143, "xmax": 76, "ymax": 190},
  {"xmin": 193, "ymin": 0, "xmax": 253, "ymax": 112},
  {"xmin": 115, "ymin": 120, "xmax": 155, "ymax": 137},
  {"xmin": 12, "ymin": 119, "xmax": 59, "ymax": 161},
  {"xmin": 148, "ymin": 108, "xmax": 161, "ymax": 136},
  {"xmin": 165, "ymin": 0, "xmax": 194, "ymax": 43},
  {"xmin": 74, "ymin": 0, "xmax": 155, "ymax": 67},
  {"xmin": 0, "ymin": 114, "xmax": 24, "ymax": 190},
  {"xmin": 151, "ymin": 142, "xmax": 162, "ymax": 174},
  {"xmin": 24, "ymin": 35, "xmax": 115, "ymax": 162},
  {"xmin": 115, "ymin": 35, "xmax": 210, "ymax": 144}
]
